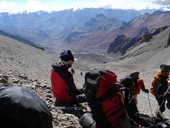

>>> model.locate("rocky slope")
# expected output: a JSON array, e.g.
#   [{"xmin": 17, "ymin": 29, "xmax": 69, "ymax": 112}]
[
  {"xmin": 0, "ymin": 34, "xmax": 85, "ymax": 128},
  {"xmin": 1, "ymin": 29, "xmax": 170, "ymax": 128},
  {"xmin": 0, "ymin": 73, "xmax": 81, "ymax": 128},
  {"xmin": 119, "ymin": 26, "xmax": 170, "ymax": 68},
  {"xmin": 107, "ymin": 25, "xmax": 169, "ymax": 57},
  {"xmin": 0, "ymin": 33, "xmax": 61, "ymax": 83}
]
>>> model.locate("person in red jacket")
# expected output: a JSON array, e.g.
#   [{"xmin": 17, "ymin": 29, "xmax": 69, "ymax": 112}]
[
  {"xmin": 129, "ymin": 72, "xmax": 149, "ymax": 104},
  {"xmin": 51, "ymin": 50, "xmax": 86, "ymax": 107}
]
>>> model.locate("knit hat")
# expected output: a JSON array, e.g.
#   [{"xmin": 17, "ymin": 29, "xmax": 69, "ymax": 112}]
[
  {"xmin": 130, "ymin": 72, "xmax": 139, "ymax": 79},
  {"xmin": 60, "ymin": 50, "xmax": 74, "ymax": 62},
  {"xmin": 160, "ymin": 64, "xmax": 170, "ymax": 72}
]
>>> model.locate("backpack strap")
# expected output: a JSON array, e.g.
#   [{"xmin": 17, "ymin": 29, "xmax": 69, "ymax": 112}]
[
  {"xmin": 117, "ymin": 92, "xmax": 129, "ymax": 119},
  {"xmin": 117, "ymin": 92, "xmax": 131, "ymax": 128},
  {"xmin": 96, "ymin": 84, "xmax": 119, "ymax": 101},
  {"xmin": 97, "ymin": 85, "xmax": 131, "ymax": 128},
  {"xmin": 96, "ymin": 84, "xmax": 130, "ymax": 119}
]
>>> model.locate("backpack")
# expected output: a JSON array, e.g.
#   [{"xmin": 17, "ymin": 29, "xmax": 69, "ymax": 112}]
[
  {"xmin": 83, "ymin": 69, "xmax": 117, "ymax": 100},
  {"xmin": 83, "ymin": 69, "xmax": 130, "ymax": 128},
  {"xmin": 0, "ymin": 86, "xmax": 53, "ymax": 128},
  {"xmin": 150, "ymin": 74, "xmax": 160, "ymax": 95},
  {"xmin": 120, "ymin": 76, "xmax": 134, "ymax": 88},
  {"xmin": 150, "ymin": 69, "xmax": 170, "ymax": 95}
]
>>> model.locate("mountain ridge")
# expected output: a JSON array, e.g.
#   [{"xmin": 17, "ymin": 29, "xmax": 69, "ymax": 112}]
[
  {"xmin": 0, "ymin": 8, "xmax": 154, "ymax": 53},
  {"xmin": 1, "ymin": 8, "xmax": 170, "ymax": 61}
]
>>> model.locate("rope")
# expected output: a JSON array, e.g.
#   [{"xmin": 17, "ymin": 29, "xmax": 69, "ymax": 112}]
[{"xmin": 147, "ymin": 93, "xmax": 154, "ymax": 116}]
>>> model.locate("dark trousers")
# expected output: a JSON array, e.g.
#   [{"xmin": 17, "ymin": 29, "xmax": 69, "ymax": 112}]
[
  {"xmin": 157, "ymin": 98, "xmax": 166, "ymax": 113},
  {"xmin": 55, "ymin": 100, "xmax": 85, "ymax": 118}
]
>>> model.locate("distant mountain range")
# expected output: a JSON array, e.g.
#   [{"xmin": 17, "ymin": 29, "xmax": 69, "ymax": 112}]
[
  {"xmin": 62, "ymin": 10, "xmax": 170, "ymax": 56},
  {"xmin": 0, "ymin": 8, "xmax": 155, "ymax": 50},
  {"xmin": 1, "ymin": 8, "xmax": 170, "ymax": 59}
]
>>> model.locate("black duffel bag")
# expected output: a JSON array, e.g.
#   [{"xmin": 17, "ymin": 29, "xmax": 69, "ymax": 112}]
[{"xmin": 0, "ymin": 86, "xmax": 53, "ymax": 128}]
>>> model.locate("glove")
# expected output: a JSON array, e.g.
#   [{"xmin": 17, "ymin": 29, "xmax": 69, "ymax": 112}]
[
  {"xmin": 144, "ymin": 89, "xmax": 149, "ymax": 93},
  {"xmin": 76, "ymin": 94, "xmax": 87, "ymax": 103},
  {"xmin": 70, "ymin": 68, "xmax": 75, "ymax": 74}
]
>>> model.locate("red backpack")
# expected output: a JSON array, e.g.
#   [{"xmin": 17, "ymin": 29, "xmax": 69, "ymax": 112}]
[
  {"xmin": 83, "ymin": 70, "xmax": 117, "ymax": 99},
  {"xmin": 83, "ymin": 69, "xmax": 130, "ymax": 128}
]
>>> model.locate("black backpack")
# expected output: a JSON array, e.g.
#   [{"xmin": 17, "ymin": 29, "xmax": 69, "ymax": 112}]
[
  {"xmin": 0, "ymin": 86, "xmax": 53, "ymax": 128},
  {"xmin": 120, "ymin": 76, "xmax": 134, "ymax": 88},
  {"xmin": 83, "ymin": 69, "xmax": 117, "ymax": 100}
]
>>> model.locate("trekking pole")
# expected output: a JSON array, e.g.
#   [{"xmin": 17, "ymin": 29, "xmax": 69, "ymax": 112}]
[
  {"xmin": 147, "ymin": 93, "xmax": 154, "ymax": 116},
  {"xmin": 156, "ymin": 99, "xmax": 166, "ymax": 118}
]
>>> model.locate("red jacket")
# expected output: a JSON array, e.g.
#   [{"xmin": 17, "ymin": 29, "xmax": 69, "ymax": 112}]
[
  {"xmin": 51, "ymin": 70, "xmax": 73, "ymax": 103},
  {"xmin": 51, "ymin": 64, "xmax": 81, "ymax": 104},
  {"xmin": 133, "ymin": 79, "xmax": 146, "ymax": 95}
]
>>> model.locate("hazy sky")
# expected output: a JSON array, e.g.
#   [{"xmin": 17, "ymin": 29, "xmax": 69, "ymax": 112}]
[{"xmin": 0, "ymin": 0, "xmax": 170, "ymax": 13}]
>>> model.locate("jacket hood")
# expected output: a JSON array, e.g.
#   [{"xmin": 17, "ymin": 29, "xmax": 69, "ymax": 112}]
[{"xmin": 52, "ymin": 63, "xmax": 67, "ymax": 73}]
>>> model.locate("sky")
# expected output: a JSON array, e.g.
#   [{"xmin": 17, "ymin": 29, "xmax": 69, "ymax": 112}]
[{"xmin": 0, "ymin": 0, "xmax": 170, "ymax": 13}]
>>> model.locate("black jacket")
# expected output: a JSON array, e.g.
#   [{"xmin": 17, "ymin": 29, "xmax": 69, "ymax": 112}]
[
  {"xmin": 120, "ymin": 86, "xmax": 155, "ymax": 127},
  {"xmin": 154, "ymin": 75, "xmax": 169, "ymax": 101}
]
